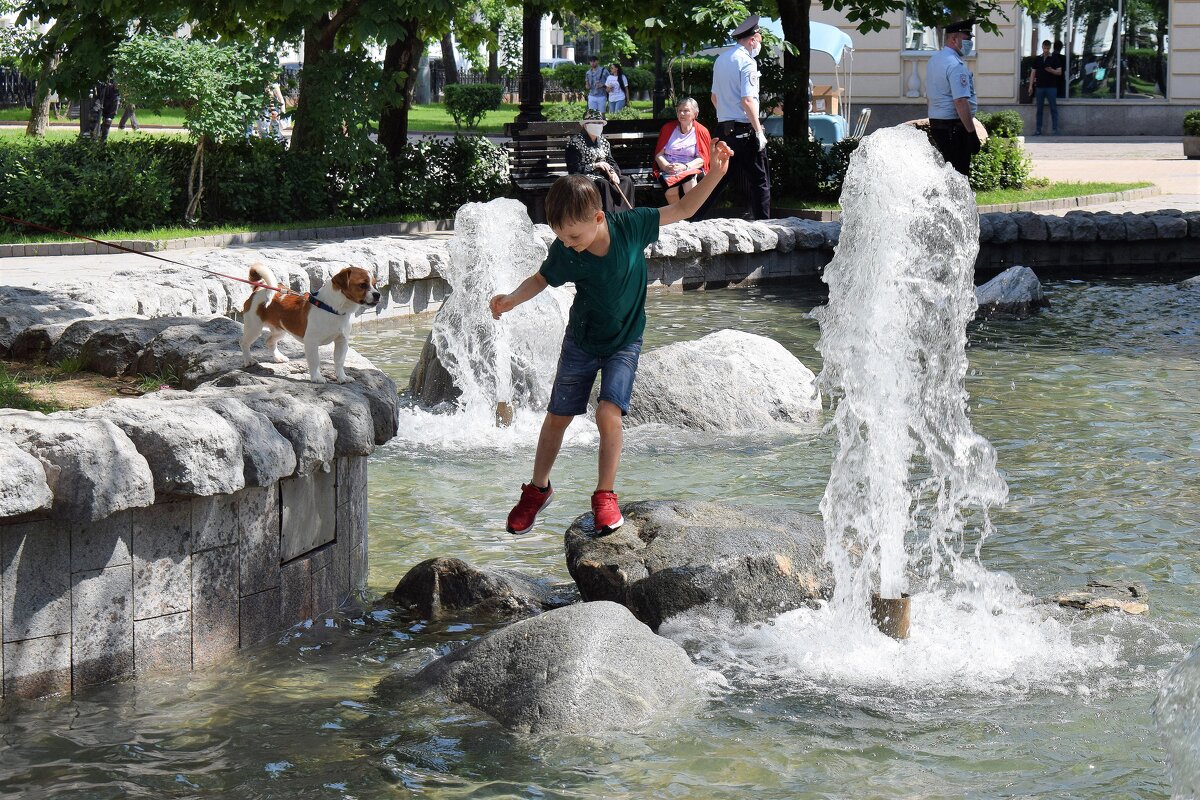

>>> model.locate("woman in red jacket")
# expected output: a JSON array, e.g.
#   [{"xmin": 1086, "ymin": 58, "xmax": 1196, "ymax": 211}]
[{"xmin": 653, "ymin": 97, "xmax": 712, "ymax": 204}]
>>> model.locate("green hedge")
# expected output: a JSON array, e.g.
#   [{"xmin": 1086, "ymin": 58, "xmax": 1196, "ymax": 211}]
[
  {"xmin": 0, "ymin": 135, "xmax": 510, "ymax": 234},
  {"xmin": 443, "ymin": 83, "xmax": 504, "ymax": 128},
  {"xmin": 767, "ymin": 137, "xmax": 859, "ymax": 201},
  {"xmin": 1184, "ymin": 110, "xmax": 1200, "ymax": 136},
  {"xmin": 543, "ymin": 102, "xmax": 645, "ymax": 121},
  {"xmin": 969, "ymin": 136, "xmax": 1032, "ymax": 191},
  {"xmin": 978, "ymin": 110, "xmax": 1023, "ymax": 138}
]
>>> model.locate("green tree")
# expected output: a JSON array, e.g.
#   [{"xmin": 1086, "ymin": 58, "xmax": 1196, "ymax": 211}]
[{"xmin": 114, "ymin": 35, "xmax": 279, "ymax": 221}]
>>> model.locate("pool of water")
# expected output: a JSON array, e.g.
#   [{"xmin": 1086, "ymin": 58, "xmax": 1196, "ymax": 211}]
[{"xmin": 1, "ymin": 277, "xmax": 1197, "ymax": 799}]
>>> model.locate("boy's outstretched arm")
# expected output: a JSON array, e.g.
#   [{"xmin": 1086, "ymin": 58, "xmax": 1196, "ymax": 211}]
[
  {"xmin": 658, "ymin": 140, "xmax": 734, "ymax": 226},
  {"xmin": 490, "ymin": 272, "xmax": 549, "ymax": 319}
]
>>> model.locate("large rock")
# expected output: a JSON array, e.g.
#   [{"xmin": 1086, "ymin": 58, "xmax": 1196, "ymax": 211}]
[
  {"xmin": 392, "ymin": 557, "xmax": 571, "ymax": 620},
  {"xmin": 628, "ymin": 330, "xmax": 819, "ymax": 430},
  {"xmin": 72, "ymin": 399, "xmax": 245, "ymax": 497},
  {"xmin": 407, "ymin": 332, "xmax": 461, "ymax": 407},
  {"xmin": 565, "ymin": 500, "xmax": 832, "ymax": 630},
  {"xmin": 391, "ymin": 600, "xmax": 707, "ymax": 734},
  {"xmin": 79, "ymin": 317, "xmax": 200, "ymax": 376},
  {"xmin": 975, "ymin": 265, "xmax": 1048, "ymax": 320},
  {"xmin": 0, "ymin": 434, "xmax": 52, "ymax": 516},
  {"xmin": 0, "ymin": 411, "xmax": 154, "ymax": 521}
]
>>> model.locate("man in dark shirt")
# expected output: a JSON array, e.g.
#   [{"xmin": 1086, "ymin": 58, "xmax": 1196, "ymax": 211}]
[{"xmin": 1028, "ymin": 39, "xmax": 1064, "ymax": 134}]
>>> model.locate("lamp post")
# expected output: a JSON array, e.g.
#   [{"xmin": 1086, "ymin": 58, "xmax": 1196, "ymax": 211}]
[{"xmin": 517, "ymin": 1, "xmax": 545, "ymax": 123}]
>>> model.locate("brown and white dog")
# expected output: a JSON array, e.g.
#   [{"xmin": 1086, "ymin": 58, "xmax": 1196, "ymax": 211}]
[{"xmin": 240, "ymin": 263, "xmax": 381, "ymax": 384}]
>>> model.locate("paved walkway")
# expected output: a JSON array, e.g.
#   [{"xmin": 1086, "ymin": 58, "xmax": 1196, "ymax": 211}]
[{"xmin": 1, "ymin": 139, "xmax": 1196, "ymax": 290}]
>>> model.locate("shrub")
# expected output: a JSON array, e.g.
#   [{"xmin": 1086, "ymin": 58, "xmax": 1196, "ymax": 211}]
[
  {"xmin": 443, "ymin": 83, "xmax": 505, "ymax": 129},
  {"xmin": 766, "ymin": 136, "xmax": 860, "ymax": 201},
  {"xmin": 969, "ymin": 136, "xmax": 1032, "ymax": 191},
  {"xmin": 543, "ymin": 102, "xmax": 586, "ymax": 121},
  {"xmin": 1184, "ymin": 110, "xmax": 1200, "ymax": 136},
  {"xmin": 978, "ymin": 110, "xmax": 1023, "ymax": 138},
  {"xmin": 392, "ymin": 136, "xmax": 510, "ymax": 217},
  {"xmin": 549, "ymin": 63, "xmax": 589, "ymax": 91},
  {"xmin": 623, "ymin": 67, "xmax": 653, "ymax": 93}
]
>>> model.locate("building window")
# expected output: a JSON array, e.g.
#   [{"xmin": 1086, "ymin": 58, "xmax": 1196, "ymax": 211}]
[
  {"xmin": 903, "ymin": 9, "xmax": 940, "ymax": 52},
  {"xmin": 1021, "ymin": 1, "xmax": 1168, "ymax": 100}
]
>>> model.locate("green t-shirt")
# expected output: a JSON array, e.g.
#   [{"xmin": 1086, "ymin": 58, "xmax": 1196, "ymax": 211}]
[{"xmin": 539, "ymin": 207, "xmax": 660, "ymax": 358}]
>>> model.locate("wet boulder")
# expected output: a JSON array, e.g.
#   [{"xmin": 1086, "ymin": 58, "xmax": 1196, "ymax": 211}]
[
  {"xmin": 392, "ymin": 557, "xmax": 571, "ymax": 620},
  {"xmin": 1051, "ymin": 580, "xmax": 1149, "ymax": 615},
  {"xmin": 393, "ymin": 600, "xmax": 707, "ymax": 734},
  {"xmin": 628, "ymin": 330, "xmax": 819, "ymax": 431},
  {"xmin": 975, "ymin": 266, "xmax": 1048, "ymax": 320},
  {"xmin": 565, "ymin": 500, "xmax": 832, "ymax": 630},
  {"xmin": 407, "ymin": 332, "xmax": 461, "ymax": 407}
]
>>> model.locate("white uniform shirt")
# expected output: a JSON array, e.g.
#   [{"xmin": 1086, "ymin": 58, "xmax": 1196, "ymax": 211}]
[
  {"xmin": 926, "ymin": 45, "xmax": 977, "ymax": 119},
  {"xmin": 711, "ymin": 45, "xmax": 758, "ymax": 123}
]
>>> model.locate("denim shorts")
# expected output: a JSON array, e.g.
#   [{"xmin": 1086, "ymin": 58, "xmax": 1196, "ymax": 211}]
[{"xmin": 547, "ymin": 332, "xmax": 642, "ymax": 417}]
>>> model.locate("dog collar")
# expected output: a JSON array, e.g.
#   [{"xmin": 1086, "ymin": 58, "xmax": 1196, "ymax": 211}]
[{"xmin": 308, "ymin": 293, "xmax": 344, "ymax": 316}]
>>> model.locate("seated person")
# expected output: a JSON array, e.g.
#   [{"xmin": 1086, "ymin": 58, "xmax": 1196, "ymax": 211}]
[
  {"xmin": 565, "ymin": 109, "xmax": 635, "ymax": 212},
  {"xmin": 652, "ymin": 97, "xmax": 711, "ymax": 204}
]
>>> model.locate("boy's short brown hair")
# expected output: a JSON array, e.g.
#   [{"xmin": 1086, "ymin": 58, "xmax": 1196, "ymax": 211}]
[{"xmin": 545, "ymin": 175, "xmax": 602, "ymax": 229}]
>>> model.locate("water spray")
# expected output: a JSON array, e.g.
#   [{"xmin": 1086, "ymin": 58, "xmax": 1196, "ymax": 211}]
[{"xmin": 814, "ymin": 126, "xmax": 1008, "ymax": 640}]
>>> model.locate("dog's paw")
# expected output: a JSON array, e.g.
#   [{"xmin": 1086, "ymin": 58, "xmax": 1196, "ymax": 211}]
[
  {"xmin": 242, "ymin": 358, "xmax": 254, "ymax": 368},
  {"xmin": 273, "ymin": 354, "xmax": 290, "ymax": 363},
  {"xmin": 310, "ymin": 374, "xmax": 327, "ymax": 385},
  {"xmin": 335, "ymin": 374, "xmax": 356, "ymax": 384}
]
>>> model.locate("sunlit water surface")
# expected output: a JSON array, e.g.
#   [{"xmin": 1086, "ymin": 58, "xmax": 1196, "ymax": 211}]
[{"xmin": 1, "ymin": 278, "xmax": 1197, "ymax": 799}]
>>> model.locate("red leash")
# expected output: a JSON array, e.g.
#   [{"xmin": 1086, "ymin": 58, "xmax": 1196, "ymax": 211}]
[{"xmin": 0, "ymin": 212, "xmax": 298, "ymax": 296}]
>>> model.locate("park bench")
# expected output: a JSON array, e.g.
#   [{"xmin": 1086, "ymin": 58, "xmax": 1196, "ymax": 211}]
[{"xmin": 504, "ymin": 118, "xmax": 665, "ymax": 223}]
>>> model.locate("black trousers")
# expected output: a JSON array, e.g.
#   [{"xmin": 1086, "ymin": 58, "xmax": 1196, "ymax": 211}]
[
  {"xmin": 709, "ymin": 121, "xmax": 771, "ymax": 220},
  {"xmin": 928, "ymin": 119, "xmax": 979, "ymax": 176},
  {"xmin": 590, "ymin": 174, "xmax": 635, "ymax": 212}
]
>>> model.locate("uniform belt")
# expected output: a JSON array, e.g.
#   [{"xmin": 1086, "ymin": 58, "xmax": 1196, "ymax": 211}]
[
  {"xmin": 928, "ymin": 118, "xmax": 964, "ymax": 128},
  {"xmin": 718, "ymin": 121, "xmax": 754, "ymax": 139}
]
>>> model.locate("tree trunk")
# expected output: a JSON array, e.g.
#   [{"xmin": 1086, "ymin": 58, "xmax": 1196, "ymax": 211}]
[
  {"xmin": 185, "ymin": 136, "xmax": 207, "ymax": 223},
  {"xmin": 25, "ymin": 51, "xmax": 61, "ymax": 138},
  {"xmin": 777, "ymin": 0, "xmax": 811, "ymax": 140},
  {"xmin": 290, "ymin": 0, "xmax": 364, "ymax": 154},
  {"xmin": 441, "ymin": 32, "xmax": 460, "ymax": 85},
  {"xmin": 379, "ymin": 20, "xmax": 425, "ymax": 159},
  {"xmin": 488, "ymin": 22, "xmax": 501, "ymax": 83},
  {"xmin": 516, "ymin": 1, "xmax": 544, "ymax": 123}
]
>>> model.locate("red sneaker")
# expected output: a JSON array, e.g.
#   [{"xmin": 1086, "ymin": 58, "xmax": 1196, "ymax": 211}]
[
  {"xmin": 591, "ymin": 490, "xmax": 624, "ymax": 534},
  {"xmin": 506, "ymin": 482, "xmax": 553, "ymax": 535}
]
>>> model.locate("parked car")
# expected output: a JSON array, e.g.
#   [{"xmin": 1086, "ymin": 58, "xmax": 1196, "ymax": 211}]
[{"xmin": 540, "ymin": 58, "xmax": 575, "ymax": 69}]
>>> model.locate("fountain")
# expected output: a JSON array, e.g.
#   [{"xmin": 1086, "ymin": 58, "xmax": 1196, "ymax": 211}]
[{"xmin": 814, "ymin": 125, "xmax": 1010, "ymax": 638}]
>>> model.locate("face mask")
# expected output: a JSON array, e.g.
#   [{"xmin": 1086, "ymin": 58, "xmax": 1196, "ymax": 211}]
[
  {"xmin": 749, "ymin": 42, "xmax": 762, "ymax": 58},
  {"xmin": 584, "ymin": 123, "xmax": 603, "ymax": 137},
  {"xmin": 959, "ymin": 39, "xmax": 974, "ymax": 57}
]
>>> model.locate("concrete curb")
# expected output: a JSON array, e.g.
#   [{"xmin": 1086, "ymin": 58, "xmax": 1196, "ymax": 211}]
[
  {"xmin": 0, "ymin": 218, "xmax": 455, "ymax": 259},
  {"xmin": 774, "ymin": 185, "xmax": 1163, "ymax": 222}
]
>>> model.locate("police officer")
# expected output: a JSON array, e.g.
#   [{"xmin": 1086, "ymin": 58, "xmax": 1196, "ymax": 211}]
[
  {"xmin": 926, "ymin": 20, "xmax": 981, "ymax": 175},
  {"xmin": 710, "ymin": 15, "xmax": 771, "ymax": 219}
]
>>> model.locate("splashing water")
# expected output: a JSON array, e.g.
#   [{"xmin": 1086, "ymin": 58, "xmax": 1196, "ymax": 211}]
[
  {"xmin": 812, "ymin": 125, "xmax": 1009, "ymax": 619},
  {"xmin": 399, "ymin": 200, "xmax": 574, "ymax": 449},
  {"xmin": 1156, "ymin": 641, "xmax": 1200, "ymax": 798}
]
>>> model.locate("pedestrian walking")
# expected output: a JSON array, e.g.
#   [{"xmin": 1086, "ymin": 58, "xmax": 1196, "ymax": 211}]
[
  {"xmin": 926, "ymin": 20, "xmax": 982, "ymax": 175},
  {"xmin": 585, "ymin": 57, "xmax": 607, "ymax": 113},
  {"xmin": 1028, "ymin": 39, "xmax": 1063, "ymax": 134},
  {"xmin": 709, "ymin": 14, "xmax": 771, "ymax": 220}
]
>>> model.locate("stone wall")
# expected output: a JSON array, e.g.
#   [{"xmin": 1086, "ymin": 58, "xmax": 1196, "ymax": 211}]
[{"xmin": 0, "ymin": 456, "xmax": 367, "ymax": 698}]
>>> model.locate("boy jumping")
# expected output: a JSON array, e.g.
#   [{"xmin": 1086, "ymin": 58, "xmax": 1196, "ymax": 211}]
[{"xmin": 490, "ymin": 140, "xmax": 732, "ymax": 535}]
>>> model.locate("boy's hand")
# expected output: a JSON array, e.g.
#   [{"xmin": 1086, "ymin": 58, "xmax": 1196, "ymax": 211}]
[{"xmin": 490, "ymin": 294, "xmax": 513, "ymax": 319}]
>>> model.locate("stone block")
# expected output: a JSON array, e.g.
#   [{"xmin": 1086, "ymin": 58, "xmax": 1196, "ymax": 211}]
[
  {"xmin": 311, "ymin": 563, "xmax": 340, "ymax": 619},
  {"xmin": 134, "ymin": 612, "xmax": 192, "ymax": 674},
  {"xmin": 191, "ymin": 545, "xmax": 240, "ymax": 669},
  {"xmin": 192, "ymin": 493, "xmax": 239, "ymax": 553},
  {"xmin": 1044, "ymin": 215, "xmax": 1074, "ymax": 242},
  {"xmin": 2, "ymin": 521, "xmax": 71, "ymax": 642},
  {"xmin": 280, "ymin": 556, "xmax": 313, "ymax": 625},
  {"xmin": 1148, "ymin": 214, "xmax": 1188, "ymax": 239},
  {"xmin": 280, "ymin": 466, "xmax": 336, "ymax": 562},
  {"xmin": 1093, "ymin": 213, "xmax": 1126, "ymax": 240},
  {"xmin": 4, "ymin": 634, "xmax": 71, "ymax": 697},
  {"xmin": 71, "ymin": 564, "xmax": 134, "ymax": 688},
  {"xmin": 132, "ymin": 502, "xmax": 192, "ymax": 620},
  {"xmin": 239, "ymin": 587, "xmax": 281, "ymax": 647},
  {"xmin": 72, "ymin": 510, "xmax": 133, "ymax": 573},
  {"xmin": 1123, "ymin": 213, "xmax": 1157, "ymax": 241},
  {"xmin": 239, "ymin": 484, "xmax": 280, "ymax": 596}
]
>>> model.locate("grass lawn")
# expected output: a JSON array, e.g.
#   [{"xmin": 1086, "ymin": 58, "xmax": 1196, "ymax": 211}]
[
  {"xmin": 0, "ymin": 106, "xmax": 189, "ymax": 127},
  {"xmin": 777, "ymin": 181, "xmax": 1154, "ymax": 211},
  {"xmin": 0, "ymin": 213, "xmax": 433, "ymax": 246},
  {"xmin": 0, "ymin": 126, "xmax": 186, "ymax": 140}
]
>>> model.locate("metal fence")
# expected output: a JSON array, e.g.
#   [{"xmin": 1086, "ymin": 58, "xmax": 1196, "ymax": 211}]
[
  {"xmin": 0, "ymin": 68, "xmax": 34, "ymax": 108},
  {"xmin": 428, "ymin": 63, "xmax": 524, "ymax": 102}
]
